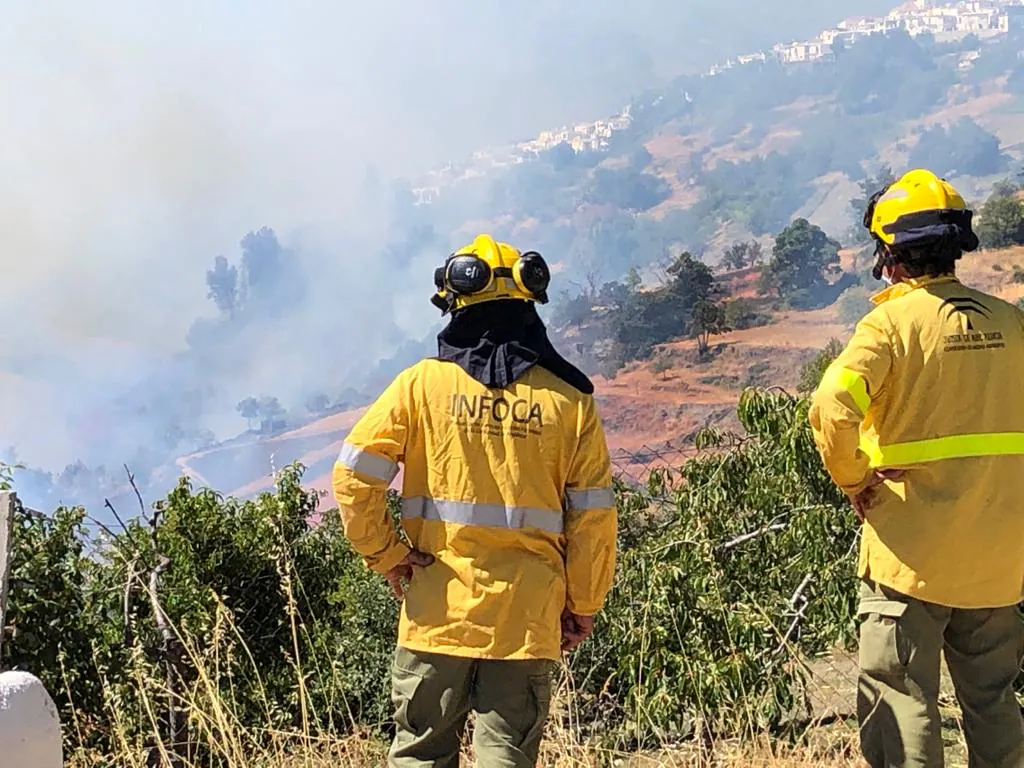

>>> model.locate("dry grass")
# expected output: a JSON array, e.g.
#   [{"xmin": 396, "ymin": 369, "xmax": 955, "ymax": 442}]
[
  {"xmin": 59, "ymin": 564, "xmax": 873, "ymax": 768},
  {"xmin": 66, "ymin": 696, "xmax": 866, "ymax": 768}
]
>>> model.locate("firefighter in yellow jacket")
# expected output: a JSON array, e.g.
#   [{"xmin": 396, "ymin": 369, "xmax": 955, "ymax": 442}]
[
  {"xmin": 333, "ymin": 234, "xmax": 617, "ymax": 767},
  {"xmin": 810, "ymin": 169, "xmax": 1024, "ymax": 767}
]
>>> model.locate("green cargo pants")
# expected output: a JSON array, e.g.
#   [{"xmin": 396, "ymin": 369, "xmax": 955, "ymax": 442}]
[
  {"xmin": 857, "ymin": 579, "xmax": 1024, "ymax": 767},
  {"xmin": 387, "ymin": 646, "xmax": 554, "ymax": 768}
]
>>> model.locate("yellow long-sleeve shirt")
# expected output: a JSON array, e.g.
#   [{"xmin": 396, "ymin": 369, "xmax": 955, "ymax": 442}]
[
  {"xmin": 810, "ymin": 275, "xmax": 1024, "ymax": 609},
  {"xmin": 332, "ymin": 358, "xmax": 617, "ymax": 660}
]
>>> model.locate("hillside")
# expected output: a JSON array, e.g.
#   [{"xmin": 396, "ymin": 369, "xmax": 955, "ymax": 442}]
[
  {"xmin": 178, "ymin": 244, "xmax": 1024, "ymax": 510},
  {"xmin": 169, "ymin": 25, "xmax": 1024, "ymax": 507},
  {"xmin": 11, "ymin": 15, "xmax": 1024, "ymax": 522}
]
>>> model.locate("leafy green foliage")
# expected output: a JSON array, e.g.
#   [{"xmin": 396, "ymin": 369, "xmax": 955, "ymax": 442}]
[
  {"xmin": 584, "ymin": 167, "xmax": 672, "ymax": 212},
  {"xmin": 849, "ymin": 164, "xmax": 897, "ymax": 243},
  {"xmin": 5, "ymin": 467, "xmax": 399, "ymax": 756},
  {"xmin": 760, "ymin": 219, "xmax": 841, "ymax": 306},
  {"xmin": 691, "ymin": 299, "xmax": 729, "ymax": 357},
  {"xmin": 798, "ymin": 339, "xmax": 844, "ymax": 394},
  {"xmin": 723, "ymin": 298, "xmax": 773, "ymax": 331},
  {"xmin": 722, "ymin": 241, "xmax": 764, "ymax": 271},
  {"xmin": 568, "ymin": 389, "xmax": 856, "ymax": 747},
  {"xmin": 609, "ymin": 251, "xmax": 717, "ymax": 360},
  {"xmin": 908, "ymin": 118, "xmax": 1007, "ymax": 178},
  {"xmin": 978, "ymin": 194, "xmax": 1024, "ymax": 250},
  {"xmin": 1, "ymin": 381, "xmax": 880, "ymax": 755},
  {"xmin": 835, "ymin": 31, "xmax": 947, "ymax": 119}
]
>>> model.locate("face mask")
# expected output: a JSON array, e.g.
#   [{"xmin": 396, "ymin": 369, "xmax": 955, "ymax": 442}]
[{"xmin": 881, "ymin": 272, "xmax": 894, "ymax": 286}]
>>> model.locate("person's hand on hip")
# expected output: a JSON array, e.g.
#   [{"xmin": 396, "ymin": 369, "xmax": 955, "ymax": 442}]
[
  {"xmin": 851, "ymin": 469, "xmax": 906, "ymax": 521},
  {"xmin": 385, "ymin": 550, "xmax": 435, "ymax": 599},
  {"xmin": 561, "ymin": 608, "xmax": 595, "ymax": 652}
]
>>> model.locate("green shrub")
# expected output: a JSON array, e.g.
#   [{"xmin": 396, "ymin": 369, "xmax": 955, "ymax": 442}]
[
  {"xmin": 568, "ymin": 389, "xmax": 855, "ymax": 747},
  {"xmin": 5, "ymin": 382, "xmax": 864, "ymax": 755},
  {"xmin": 835, "ymin": 285, "xmax": 872, "ymax": 328},
  {"xmin": 5, "ymin": 467, "xmax": 398, "ymax": 757},
  {"xmin": 798, "ymin": 340, "xmax": 843, "ymax": 394},
  {"xmin": 723, "ymin": 298, "xmax": 773, "ymax": 331}
]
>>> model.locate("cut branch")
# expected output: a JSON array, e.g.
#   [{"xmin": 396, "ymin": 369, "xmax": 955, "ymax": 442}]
[
  {"xmin": 716, "ymin": 522, "xmax": 789, "ymax": 553},
  {"xmin": 123, "ymin": 555, "xmax": 139, "ymax": 649},
  {"xmin": 146, "ymin": 553, "xmax": 186, "ymax": 767},
  {"xmin": 775, "ymin": 573, "xmax": 814, "ymax": 655}
]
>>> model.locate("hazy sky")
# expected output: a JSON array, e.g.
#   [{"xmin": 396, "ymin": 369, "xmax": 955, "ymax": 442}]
[{"xmin": 0, "ymin": 0, "xmax": 894, "ymax": 468}]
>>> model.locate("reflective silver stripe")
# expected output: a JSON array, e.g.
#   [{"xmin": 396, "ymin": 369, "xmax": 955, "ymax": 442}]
[
  {"xmin": 565, "ymin": 488, "xmax": 615, "ymax": 512},
  {"xmin": 337, "ymin": 443, "xmax": 399, "ymax": 484},
  {"xmin": 402, "ymin": 497, "xmax": 563, "ymax": 535}
]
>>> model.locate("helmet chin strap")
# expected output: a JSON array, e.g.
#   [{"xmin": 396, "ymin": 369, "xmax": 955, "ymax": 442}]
[
  {"xmin": 871, "ymin": 242, "xmax": 893, "ymax": 282},
  {"xmin": 431, "ymin": 292, "xmax": 455, "ymax": 314}
]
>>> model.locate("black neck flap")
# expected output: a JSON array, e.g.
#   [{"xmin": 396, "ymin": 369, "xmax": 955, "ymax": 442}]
[{"xmin": 436, "ymin": 301, "xmax": 594, "ymax": 395}]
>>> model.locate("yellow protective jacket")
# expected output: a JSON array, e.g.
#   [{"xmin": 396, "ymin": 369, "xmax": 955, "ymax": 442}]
[
  {"xmin": 810, "ymin": 275, "xmax": 1024, "ymax": 609},
  {"xmin": 332, "ymin": 358, "xmax": 617, "ymax": 660}
]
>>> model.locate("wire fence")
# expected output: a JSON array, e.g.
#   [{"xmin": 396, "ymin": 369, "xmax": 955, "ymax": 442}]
[{"xmin": 609, "ymin": 439, "xmax": 699, "ymax": 486}]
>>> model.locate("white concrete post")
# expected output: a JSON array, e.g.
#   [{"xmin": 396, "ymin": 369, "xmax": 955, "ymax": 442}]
[
  {"xmin": 0, "ymin": 492, "xmax": 64, "ymax": 767},
  {"xmin": 0, "ymin": 490, "xmax": 12, "ymax": 663},
  {"xmin": 0, "ymin": 671, "xmax": 64, "ymax": 767}
]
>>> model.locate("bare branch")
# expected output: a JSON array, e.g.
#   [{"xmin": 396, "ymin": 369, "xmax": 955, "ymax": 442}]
[
  {"xmin": 147, "ymin": 553, "xmax": 186, "ymax": 767},
  {"xmin": 123, "ymin": 463, "xmax": 148, "ymax": 521},
  {"xmin": 123, "ymin": 555, "xmax": 139, "ymax": 649},
  {"xmin": 716, "ymin": 522, "xmax": 789, "ymax": 553},
  {"xmin": 104, "ymin": 498, "xmax": 132, "ymax": 537},
  {"xmin": 787, "ymin": 573, "xmax": 814, "ymax": 611},
  {"xmin": 775, "ymin": 573, "xmax": 814, "ymax": 655}
]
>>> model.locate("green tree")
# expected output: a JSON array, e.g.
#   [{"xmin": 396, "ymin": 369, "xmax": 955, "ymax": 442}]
[
  {"xmin": 977, "ymin": 195, "xmax": 1024, "ymax": 250},
  {"xmin": 205, "ymin": 255, "xmax": 239, "ymax": 317},
  {"xmin": 650, "ymin": 355, "xmax": 672, "ymax": 381},
  {"xmin": 665, "ymin": 250, "xmax": 716, "ymax": 305},
  {"xmin": 748, "ymin": 241, "xmax": 765, "ymax": 266},
  {"xmin": 552, "ymin": 290, "xmax": 595, "ymax": 329},
  {"xmin": 908, "ymin": 118, "xmax": 1007, "ymax": 178},
  {"xmin": 723, "ymin": 241, "xmax": 765, "ymax": 271},
  {"xmin": 257, "ymin": 396, "xmax": 286, "ymax": 427},
  {"xmin": 760, "ymin": 219, "xmax": 841, "ymax": 306},
  {"xmin": 610, "ymin": 252, "xmax": 716, "ymax": 361},
  {"xmin": 723, "ymin": 298, "xmax": 772, "ymax": 331},
  {"xmin": 691, "ymin": 299, "xmax": 729, "ymax": 357},
  {"xmin": 723, "ymin": 242, "xmax": 751, "ymax": 271},
  {"xmin": 849, "ymin": 165, "xmax": 897, "ymax": 242},
  {"xmin": 236, "ymin": 397, "xmax": 261, "ymax": 430},
  {"xmin": 624, "ymin": 266, "xmax": 643, "ymax": 292},
  {"xmin": 306, "ymin": 393, "xmax": 331, "ymax": 414}
]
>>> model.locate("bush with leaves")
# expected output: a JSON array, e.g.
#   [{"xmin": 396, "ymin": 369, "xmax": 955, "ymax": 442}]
[
  {"xmin": 978, "ymin": 195, "xmax": 1024, "ymax": 251},
  {"xmin": 759, "ymin": 219, "xmax": 841, "ymax": 307},
  {"xmin": 835, "ymin": 285, "xmax": 873, "ymax": 328},
  {"xmin": 798, "ymin": 340, "xmax": 843, "ymax": 395},
  {"xmin": 4, "ymin": 466, "xmax": 399, "ymax": 759},
  {"xmin": 723, "ymin": 298, "xmax": 773, "ymax": 331},
  {"xmin": 567, "ymin": 388, "xmax": 856, "ymax": 748},
  {"xmin": 0, "ymin": 355, "xmax": 892, "ymax": 759}
]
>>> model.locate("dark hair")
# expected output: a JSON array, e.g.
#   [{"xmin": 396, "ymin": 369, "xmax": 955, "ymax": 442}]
[{"xmin": 890, "ymin": 237, "xmax": 962, "ymax": 278}]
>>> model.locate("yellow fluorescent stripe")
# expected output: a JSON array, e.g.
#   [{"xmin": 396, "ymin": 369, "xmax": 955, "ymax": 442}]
[
  {"xmin": 862, "ymin": 432, "xmax": 1024, "ymax": 467},
  {"xmin": 824, "ymin": 366, "xmax": 871, "ymax": 415}
]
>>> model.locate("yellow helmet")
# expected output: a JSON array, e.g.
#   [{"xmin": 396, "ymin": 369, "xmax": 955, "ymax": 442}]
[
  {"xmin": 431, "ymin": 234, "xmax": 551, "ymax": 314},
  {"xmin": 864, "ymin": 168, "xmax": 979, "ymax": 279}
]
